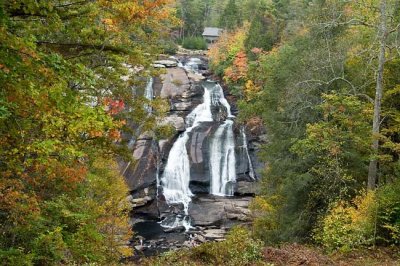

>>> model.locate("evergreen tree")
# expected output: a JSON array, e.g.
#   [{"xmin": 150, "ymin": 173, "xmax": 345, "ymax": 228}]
[
  {"xmin": 219, "ymin": 0, "xmax": 241, "ymax": 31},
  {"xmin": 244, "ymin": 7, "xmax": 278, "ymax": 54}
]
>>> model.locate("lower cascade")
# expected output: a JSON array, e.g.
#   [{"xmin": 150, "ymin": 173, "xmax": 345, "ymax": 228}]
[{"xmin": 160, "ymin": 80, "xmax": 237, "ymax": 229}]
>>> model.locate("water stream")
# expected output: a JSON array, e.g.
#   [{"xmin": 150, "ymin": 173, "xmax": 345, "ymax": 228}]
[{"xmin": 160, "ymin": 77, "xmax": 238, "ymax": 229}]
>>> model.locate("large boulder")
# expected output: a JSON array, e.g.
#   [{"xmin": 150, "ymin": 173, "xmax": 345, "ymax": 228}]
[
  {"xmin": 235, "ymin": 181, "xmax": 261, "ymax": 196},
  {"xmin": 159, "ymin": 115, "xmax": 185, "ymax": 132},
  {"xmin": 160, "ymin": 68, "xmax": 190, "ymax": 98},
  {"xmin": 187, "ymin": 123, "xmax": 215, "ymax": 194},
  {"xmin": 189, "ymin": 196, "xmax": 252, "ymax": 226},
  {"xmin": 123, "ymin": 139, "xmax": 158, "ymax": 192},
  {"xmin": 153, "ymin": 60, "xmax": 178, "ymax": 68}
]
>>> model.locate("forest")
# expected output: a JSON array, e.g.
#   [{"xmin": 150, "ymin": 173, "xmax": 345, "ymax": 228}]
[{"xmin": 1, "ymin": 0, "xmax": 400, "ymax": 265}]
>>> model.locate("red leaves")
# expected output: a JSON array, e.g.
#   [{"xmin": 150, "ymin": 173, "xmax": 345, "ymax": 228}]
[
  {"xmin": 224, "ymin": 50, "xmax": 248, "ymax": 82},
  {"xmin": 103, "ymin": 98, "xmax": 125, "ymax": 115}
]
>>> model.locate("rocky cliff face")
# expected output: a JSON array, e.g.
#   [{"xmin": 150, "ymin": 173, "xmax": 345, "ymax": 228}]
[{"xmin": 122, "ymin": 55, "xmax": 266, "ymax": 255}]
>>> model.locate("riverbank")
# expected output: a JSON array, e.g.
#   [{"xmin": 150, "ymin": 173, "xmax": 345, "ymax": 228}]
[{"xmin": 133, "ymin": 239, "xmax": 400, "ymax": 266}]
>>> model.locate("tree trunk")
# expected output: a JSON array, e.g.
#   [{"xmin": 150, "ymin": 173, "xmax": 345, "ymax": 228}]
[{"xmin": 368, "ymin": 0, "xmax": 387, "ymax": 190}]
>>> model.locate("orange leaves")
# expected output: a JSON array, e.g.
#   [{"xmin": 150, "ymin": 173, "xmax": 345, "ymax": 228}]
[
  {"xmin": 108, "ymin": 129, "xmax": 121, "ymax": 141},
  {"xmin": 99, "ymin": 0, "xmax": 175, "ymax": 28},
  {"xmin": 208, "ymin": 25, "xmax": 248, "ymax": 68},
  {"xmin": 103, "ymin": 98, "xmax": 125, "ymax": 115},
  {"xmin": 102, "ymin": 18, "xmax": 119, "ymax": 32},
  {"xmin": 224, "ymin": 50, "xmax": 248, "ymax": 82}
]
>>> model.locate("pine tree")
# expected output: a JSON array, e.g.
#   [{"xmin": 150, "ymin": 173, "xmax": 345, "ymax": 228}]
[{"xmin": 219, "ymin": 0, "xmax": 241, "ymax": 31}]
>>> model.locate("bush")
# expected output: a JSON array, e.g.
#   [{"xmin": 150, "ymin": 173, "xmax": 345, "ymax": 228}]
[
  {"xmin": 315, "ymin": 180, "xmax": 400, "ymax": 252},
  {"xmin": 181, "ymin": 37, "xmax": 207, "ymax": 50},
  {"xmin": 376, "ymin": 180, "xmax": 400, "ymax": 245},
  {"xmin": 314, "ymin": 192, "xmax": 376, "ymax": 252},
  {"xmin": 144, "ymin": 227, "xmax": 265, "ymax": 266},
  {"xmin": 160, "ymin": 40, "xmax": 178, "ymax": 55}
]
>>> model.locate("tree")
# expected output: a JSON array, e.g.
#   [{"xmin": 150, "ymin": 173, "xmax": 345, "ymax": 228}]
[
  {"xmin": 219, "ymin": 0, "xmax": 241, "ymax": 31},
  {"xmin": 368, "ymin": 0, "xmax": 388, "ymax": 190},
  {"xmin": 0, "ymin": 0, "xmax": 177, "ymax": 263},
  {"xmin": 244, "ymin": 7, "xmax": 279, "ymax": 54}
]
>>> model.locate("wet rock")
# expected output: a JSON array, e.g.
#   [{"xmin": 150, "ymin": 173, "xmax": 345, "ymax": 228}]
[
  {"xmin": 187, "ymin": 123, "xmax": 215, "ymax": 194},
  {"xmin": 135, "ymin": 245, "xmax": 145, "ymax": 251},
  {"xmin": 190, "ymin": 198, "xmax": 225, "ymax": 226},
  {"xmin": 203, "ymin": 229, "xmax": 226, "ymax": 239},
  {"xmin": 160, "ymin": 68, "xmax": 190, "ymax": 98},
  {"xmin": 152, "ymin": 63, "xmax": 166, "ymax": 68},
  {"xmin": 188, "ymin": 72, "xmax": 206, "ymax": 82},
  {"xmin": 190, "ymin": 196, "xmax": 253, "ymax": 226},
  {"xmin": 159, "ymin": 115, "xmax": 185, "ymax": 132},
  {"xmin": 123, "ymin": 139, "xmax": 157, "ymax": 192},
  {"xmin": 173, "ymin": 102, "xmax": 192, "ymax": 111},
  {"xmin": 193, "ymin": 234, "xmax": 206, "ymax": 243},
  {"xmin": 154, "ymin": 60, "xmax": 178, "ymax": 67},
  {"xmin": 235, "ymin": 181, "xmax": 261, "ymax": 196},
  {"xmin": 163, "ymin": 226, "xmax": 185, "ymax": 233}
]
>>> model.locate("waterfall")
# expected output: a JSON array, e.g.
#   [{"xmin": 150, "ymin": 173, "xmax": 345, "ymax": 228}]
[
  {"xmin": 210, "ymin": 119, "xmax": 236, "ymax": 196},
  {"xmin": 144, "ymin": 77, "xmax": 153, "ymax": 113},
  {"xmin": 161, "ymin": 85, "xmax": 213, "ymax": 230},
  {"xmin": 241, "ymin": 126, "xmax": 256, "ymax": 180},
  {"xmin": 184, "ymin": 58, "xmax": 202, "ymax": 73},
  {"xmin": 161, "ymin": 60, "xmax": 238, "ymax": 229}
]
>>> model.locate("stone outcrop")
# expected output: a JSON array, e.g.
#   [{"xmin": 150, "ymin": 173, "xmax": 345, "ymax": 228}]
[
  {"xmin": 123, "ymin": 55, "xmax": 267, "ymax": 257},
  {"xmin": 160, "ymin": 67, "xmax": 190, "ymax": 98},
  {"xmin": 190, "ymin": 196, "xmax": 252, "ymax": 226}
]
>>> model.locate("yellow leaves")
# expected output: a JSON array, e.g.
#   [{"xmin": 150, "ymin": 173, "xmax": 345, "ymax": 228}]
[
  {"xmin": 102, "ymin": 18, "xmax": 119, "ymax": 32},
  {"xmin": 208, "ymin": 25, "xmax": 249, "ymax": 69},
  {"xmin": 250, "ymin": 196, "xmax": 275, "ymax": 213},
  {"xmin": 244, "ymin": 80, "xmax": 261, "ymax": 101},
  {"xmin": 315, "ymin": 192, "xmax": 377, "ymax": 251}
]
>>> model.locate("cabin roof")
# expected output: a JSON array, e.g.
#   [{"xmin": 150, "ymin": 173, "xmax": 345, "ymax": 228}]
[{"xmin": 202, "ymin": 27, "xmax": 222, "ymax": 37}]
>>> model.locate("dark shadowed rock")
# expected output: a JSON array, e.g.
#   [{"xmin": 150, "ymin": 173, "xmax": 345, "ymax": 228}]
[
  {"xmin": 235, "ymin": 181, "xmax": 261, "ymax": 196},
  {"xmin": 123, "ymin": 139, "xmax": 157, "ymax": 192},
  {"xmin": 186, "ymin": 123, "xmax": 217, "ymax": 193}
]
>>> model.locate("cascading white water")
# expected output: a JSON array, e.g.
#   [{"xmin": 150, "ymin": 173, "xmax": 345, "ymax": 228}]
[
  {"xmin": 161, "ymin": 58, "xmax": 238, "ymax": 229},
  {"xmin": 241, "ymin": 126, "xmax": 256, "ymax": 180},
  {"xmin": 206, "ymin": 82, "xmax": 237, "ymax": 196},
  {"xmin": 209, "ymin": 119, "xmax": 236, "ymax": 196},
  {"xmin": 144, "ymin": 77, "xmax": 153, "ymax": 113},
  {"xmin": 184, "ymin": 58, "xmax": 202, "ymax": 73},
  {"xmin": 161, "ymin": 86, "xmax": 213, "ymax": 230}
]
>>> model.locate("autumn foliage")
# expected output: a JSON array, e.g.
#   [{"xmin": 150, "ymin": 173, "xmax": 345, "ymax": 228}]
[{"xmin": 0, "ymin": 0, "xmax": 177, "ymax": 264}]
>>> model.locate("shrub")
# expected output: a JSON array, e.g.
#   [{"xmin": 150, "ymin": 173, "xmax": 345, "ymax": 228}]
[
  {"xmin": 314, "ymin": 192, "xmax": 377, "ymax": 252},
  {"xmin": 144, "ymin": 226, "xmax": 265, "ymax": 266},
  {"xmin": 160, "ymin": 40, "xmax": 178, "ymax": 55},
  {"xmin": 376, "ymin": 179, "xmax": 400, "ymax": 245},
  {"xmin": 315, "ymin": 180, "xmax": 400, "ymax": 252},
  {"xmin": 182, "ymin": 37, "xmax": 207, "ymax": 50}
]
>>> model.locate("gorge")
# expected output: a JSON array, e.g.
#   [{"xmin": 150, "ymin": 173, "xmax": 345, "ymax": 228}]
[{"xmin": 123, "ymin": 54, "xmax": 265, "ymax": 255}]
